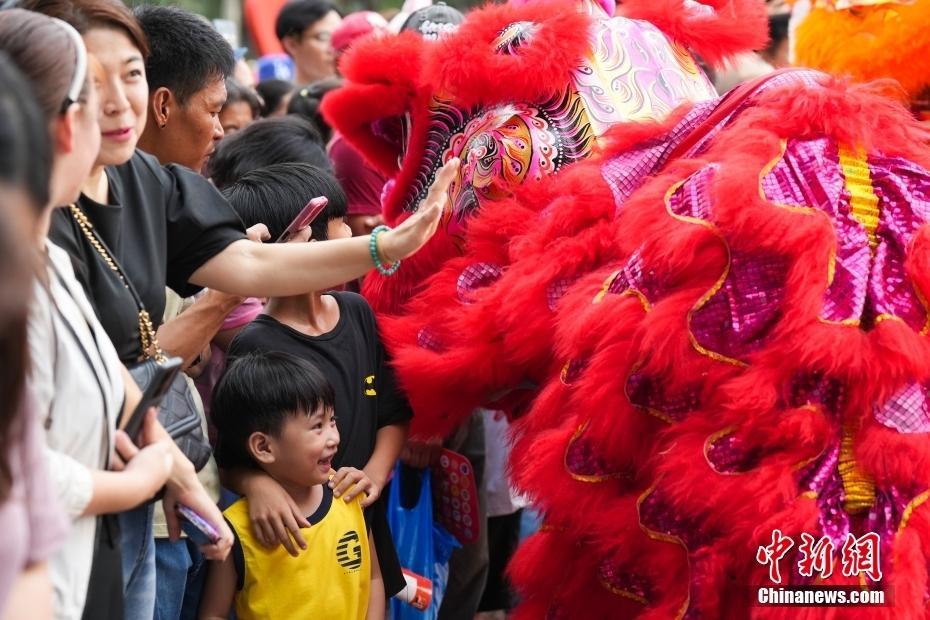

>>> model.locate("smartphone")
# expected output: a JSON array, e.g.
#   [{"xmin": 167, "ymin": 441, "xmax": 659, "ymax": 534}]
[
  {"xmin": 177, "ymin": 504, "xmax": 221, "ymax": 546},
  {"xmin": 276, "ymin": 196, "xmax": 328, "ymax": 242},
  {"xmin": 122, "ymin": 357, "xmax": 184, "ymax": 440}
]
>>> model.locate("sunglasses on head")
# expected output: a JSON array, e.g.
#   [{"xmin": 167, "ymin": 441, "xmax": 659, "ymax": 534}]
[{"xmin": 53, "ymin": 17, "xmax": 88, "ymax": 114}]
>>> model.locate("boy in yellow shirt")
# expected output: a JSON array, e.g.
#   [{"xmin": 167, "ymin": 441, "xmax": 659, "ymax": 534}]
[{"xmin": 199, "ymin": 351, "xmax": 383, "ymax": 620}]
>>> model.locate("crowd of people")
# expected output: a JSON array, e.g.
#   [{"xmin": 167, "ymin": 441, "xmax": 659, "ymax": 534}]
[
  {"xmin": 0, "ymin": 0, "xmax": 918, "ymax": 619},
  {"xmin": 0, "ymin": 0, "xmax": 465, "ymax": 618}
]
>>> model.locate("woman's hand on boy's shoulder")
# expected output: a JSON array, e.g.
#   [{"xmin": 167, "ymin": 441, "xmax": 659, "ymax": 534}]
[{"xmin": 329, "ymin": 467, "xmax": 380, "ymax": 508}]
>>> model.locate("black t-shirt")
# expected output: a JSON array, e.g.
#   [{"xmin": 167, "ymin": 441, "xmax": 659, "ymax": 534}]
[
  {"xmin": 227, "ymin": 291, "xmax": 411, "ymax": 597},
  {"xmin": 227, "ymin": 291, "xmax": 413, "ymax": 470},
  {"xmin": 49, "ymin": 150, "xmax": 246, "ymax": 362}
]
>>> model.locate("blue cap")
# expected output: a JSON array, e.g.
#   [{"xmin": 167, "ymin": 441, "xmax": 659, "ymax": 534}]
[{"xmin": 256, "ymin": 54, "xmax": 295, "ymax": 82}]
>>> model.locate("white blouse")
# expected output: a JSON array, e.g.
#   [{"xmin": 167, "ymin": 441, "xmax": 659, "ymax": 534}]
[{"xmin": 27, "ymin": 241, "xmax": 124, "ymax": 620}]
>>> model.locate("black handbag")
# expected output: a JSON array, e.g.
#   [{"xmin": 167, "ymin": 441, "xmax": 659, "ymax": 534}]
[{"xmin": 69, "ymin": 204, "xmax": 212, "ymax": 471}]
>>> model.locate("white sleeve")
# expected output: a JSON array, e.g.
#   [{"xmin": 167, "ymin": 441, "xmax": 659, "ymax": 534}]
[{"xmin": 43, "ymin": 446, "xmax": 94, "ymax": 520}]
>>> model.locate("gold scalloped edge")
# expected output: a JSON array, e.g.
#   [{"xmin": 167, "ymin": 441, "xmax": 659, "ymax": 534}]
[
  {"xmin": 757, "ymin": 139, "xmax": 871, "ymax": 328},
  {"xmin": 703, "ymin": 426, "xmax": 745, "ymax": 476},
  {"xmin": 622, "ymin": 363, "xmax": 680, "ymax": 425},
  {"xmin": 663, "ymin": 175, "xmax": 746, "ymax": 368},
  {"xmin": 898, "ymin": 489, "xmax": 930, "ymax": 534},
  {"xmin": 564, "ymin": 420, "xmax": 626, "ymax": 483},
  {"xmin": 636, "ymin": 485, "xmax": 691, "ymax": 619},
  {"xmin": 599, "ymin": 574, "xmax": 650, "ymax": 606}
]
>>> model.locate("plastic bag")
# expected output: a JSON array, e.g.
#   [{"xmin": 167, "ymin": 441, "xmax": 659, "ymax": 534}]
[{"xmin": 387, "ymin": 463, "xmax": 460, "ymax": 620}]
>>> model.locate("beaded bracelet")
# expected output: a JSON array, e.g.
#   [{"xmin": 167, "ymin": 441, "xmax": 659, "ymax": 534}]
[{"xmin": 370, "ymin": 225, "xmax": 401, "ymax": 276}]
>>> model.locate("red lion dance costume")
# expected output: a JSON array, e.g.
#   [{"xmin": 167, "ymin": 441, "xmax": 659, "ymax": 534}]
[{"xmin": 324, "ymin": 0, "xmax": 930, "ymax": 616}]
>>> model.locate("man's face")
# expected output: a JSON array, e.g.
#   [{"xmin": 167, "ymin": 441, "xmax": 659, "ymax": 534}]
[
  {"xmin": 165, "ymin": 78, "xmax": 227, "ymax": 171},
  {"xmin": 285, "ymin": 11, "xmax": 342, "ymax": 83}
]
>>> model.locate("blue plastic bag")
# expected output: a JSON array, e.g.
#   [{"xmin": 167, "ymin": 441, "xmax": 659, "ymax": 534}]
[{"xmin": 387, "ymin": 463, "xmax": 460, "ymax": 620}]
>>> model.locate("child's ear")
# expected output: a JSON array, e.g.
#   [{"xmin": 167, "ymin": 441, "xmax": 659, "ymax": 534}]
[{"xmin": 247, "ymin": 432, "xmax": 275, "ymax": 465}]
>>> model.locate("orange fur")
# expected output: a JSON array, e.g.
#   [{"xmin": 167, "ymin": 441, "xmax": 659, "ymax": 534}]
[{"xmin": 794, "ymin": 2, "xmax": 930, "ymax": 99}]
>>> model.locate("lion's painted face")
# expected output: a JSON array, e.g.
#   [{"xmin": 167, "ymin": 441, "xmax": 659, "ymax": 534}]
[{"xmin": 326, "ymin": 0, "xmax": 716, "ymax": 239}]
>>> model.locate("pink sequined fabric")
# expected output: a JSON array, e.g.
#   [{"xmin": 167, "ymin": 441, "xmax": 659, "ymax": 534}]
[
  {"xmin": 597, "ymin": 558, "xmax": 652, "ymax": 602},
  {"xmin": 666, "ymin": 165, "xmax": 789, "ymax": 363},
  {"xmin": 759, "ymin": 138, "xmax": 869, "ymax": 324},
  {"xmin": 867, "ymin": 156, "xmax": 930, "ymax": 332},
  {"xmin": 416, "ymin": 326, "xmax": 445, "ymax": 352},
  {"xmin": 546, "ymin": 275, "xmax": 581, "ymax": 312},
  {"xmin": 626, "ymin": 371, "xmax": 701, "ymax": 423},
  {"xmin": 874, "ymin": 381, "xmax": 930, "ymax": 434},
  {"xmin": 704, "ymin": 431, "xmax": 759, "ymax": 474},
  {"xmin": 565, "ymin": 424, "xmax": 620, "ymax": 479},
  {"xmin": 456, "ymin": 262, "xmax": 504, "ymax": 304},
  {"xmin": 600, "ymin": 100, "xmax": 717, "ymax": 211},
  {"xmin": 603, "ymin": 249, "xmax": 664, "ymax": 307}
]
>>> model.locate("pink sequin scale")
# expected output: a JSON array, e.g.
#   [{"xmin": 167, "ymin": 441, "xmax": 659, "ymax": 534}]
[
  {"xmin": 874, "ymin": 381, "xmax": 930, "ymax": 434},
  {"xmin": 867, "ymin": 156, "xmax": 930, "ymax": 332},
  {"xmin": 605, "ymin": 249, "xmax": 664, "ymax": 304},
  {"xmin": 456, "ymin": 262, "xmax": 504, "ymax": 304},
  {"xmin": 626, "ymin": 371, "xmax": 701, "ymax": 423}
]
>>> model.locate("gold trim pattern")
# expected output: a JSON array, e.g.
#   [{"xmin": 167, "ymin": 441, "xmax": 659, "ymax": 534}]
[
  {"xmin": 564, "ymin": 421, "xmax": 625, "ymax": 483},
  {"xmin": 592, "ymin": 269, "xmax": 653, "ymax": 311},
  {"xmin": 598, "ymin": 576, "xmax": 649, "ymax": 606},
  {"xmin": 898, "ymin": 490, "xmax": 930, "ymax": 534},
  {"xmin": 636, "ymin": 485, "xmax": 691, "ymax": 619},
  {"xmin": 838, "ymin": 424, "xmax": 876, "ymax": 515},
  {"xmin": 663, "ymin": 176, "xmax": 746, "ymax": 368},
  {"xmin": 703, "ymin": 426, "xmax": 744, "ymax": 476},
  {"xmin": 838, "ymin": 146, "xmax": 881, "ymax": 252}
]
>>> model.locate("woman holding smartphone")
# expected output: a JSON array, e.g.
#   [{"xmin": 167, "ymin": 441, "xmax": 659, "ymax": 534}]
[
  {"xmin": 0, "ymin": 11, "xmax": 228, "ymax": 619},
  {"xmin": 18, "ymin": 2, "xmax": 454, "ymax": 618}
]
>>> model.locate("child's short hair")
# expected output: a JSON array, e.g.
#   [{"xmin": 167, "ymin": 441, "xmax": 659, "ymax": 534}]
[
  {"xmin": 207, "ymin": 115, "xmax": 329, "ymax": 190},
  {"xmin": 212, "ymin": 351, "xmax": 335, "ymax": 470},
  {"xmin": 221, "ymin": 162, "xmax": 348, "ymax": 241}
]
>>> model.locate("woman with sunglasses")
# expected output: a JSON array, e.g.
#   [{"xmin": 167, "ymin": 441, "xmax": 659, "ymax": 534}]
[{"xmin": 0, "ymin": 11, "xmax": 218, "ymax": 619}]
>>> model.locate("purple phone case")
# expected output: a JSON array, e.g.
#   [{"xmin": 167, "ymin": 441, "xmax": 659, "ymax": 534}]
[{"xmin": 177, "ymin": 504, "xmax": 220, "ymax": 545}]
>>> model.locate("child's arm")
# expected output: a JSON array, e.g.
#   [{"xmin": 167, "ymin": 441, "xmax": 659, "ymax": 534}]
[
  {"xmin": 366, "ymin": 531, "xmax": 385, "ymax": 620},
  {"xmin": 220, "ymin": 467, "xmax": 310, "ymax": 556},
  {"xmin": 337, "ymin": 423, "xmax": 408, "ymax": 506},
  {"xmin": 198, "ymin": 554, "xmax": 237, "ymax": 620}
]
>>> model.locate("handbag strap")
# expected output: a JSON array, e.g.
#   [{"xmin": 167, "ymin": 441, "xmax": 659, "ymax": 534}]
[{"xmin": 68, "ymin": 203, "xmax": 166, "ymax": 363}]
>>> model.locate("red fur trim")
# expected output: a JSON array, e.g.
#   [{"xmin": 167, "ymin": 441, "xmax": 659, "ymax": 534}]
[
  {"xmin": 620, "ymin": 0, "xmax": 769, "ymax": 68},
  {"xmin": 424, "ymin": 0, "xmax": 593, "ymax": 110},
  {"xmin": 321, "ymin": 82, "xmax": 417, "ymax": 176},
  {"xmin": 337, "ymin": 30, "xmax": 425, "ymax": 87},
  {"xmin": 364, "ymin": 65, "xmax": 930, "ymax": 618},
  {"xmin": 323, "ymin": 32, "xmax": 426, "ymax": 175}
]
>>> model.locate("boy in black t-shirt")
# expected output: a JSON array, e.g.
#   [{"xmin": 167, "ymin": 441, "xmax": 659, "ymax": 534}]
[{"xmin": 220, "ymin": 162, "xmax": 410, "ymax": 601}]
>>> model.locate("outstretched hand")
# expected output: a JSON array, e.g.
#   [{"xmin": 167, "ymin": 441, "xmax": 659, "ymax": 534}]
[{"xmin": 379, "ymin": 158, "xmax": 460, "ymax": 263}]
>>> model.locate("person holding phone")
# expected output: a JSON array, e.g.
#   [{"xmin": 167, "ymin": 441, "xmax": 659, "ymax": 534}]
[
  {"xmin": 0, "ymin": 12, "xmax": 181, "ymax": 619},
  {"xmin": 222, "ymin": 162, "xmax": 420, "ymax": 603},
  {"xmin": 21, "ymin": 2, "xmax": 453, "ymax": 618}
]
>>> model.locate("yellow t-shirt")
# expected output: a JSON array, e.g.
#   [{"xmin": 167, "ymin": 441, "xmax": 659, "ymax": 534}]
[{"xmin": 224, "ymin": 486, "xmax": 370, "ymax": 620}]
